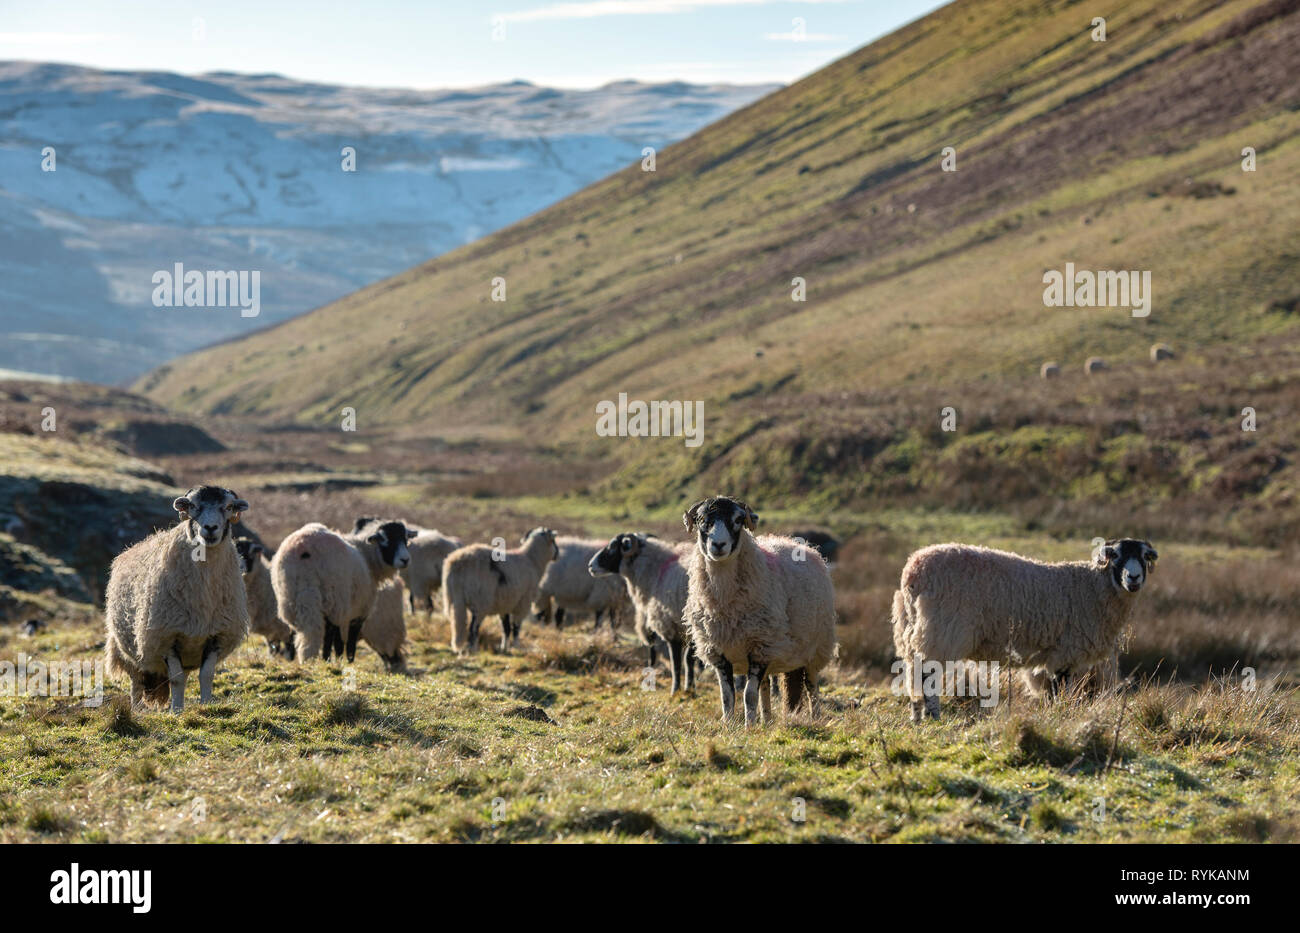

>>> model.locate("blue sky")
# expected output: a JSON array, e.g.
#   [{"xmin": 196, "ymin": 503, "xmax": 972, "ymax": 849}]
[{"xmin": 0, "ymin": 0, "xmax": 948, "ymax": 88}]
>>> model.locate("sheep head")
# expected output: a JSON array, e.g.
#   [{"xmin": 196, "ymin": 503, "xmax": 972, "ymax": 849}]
[
  {"xmin": 589, "ymin": 532, "xmax": 645, "ymax": 577},
  {"xmin": 684, "ymin": 496, "xmax": 758, "ymax": 563},
  {"xmin": 364, "ymin": 520, "xmax": 416, "ymax": 569},
  {"xmin": 173, "ymin": 486, "xmax": 248, "ymax": 547},
  {"xmin": 1094, "ymin": 538, "xmax": 1158, "ymax": 593}
]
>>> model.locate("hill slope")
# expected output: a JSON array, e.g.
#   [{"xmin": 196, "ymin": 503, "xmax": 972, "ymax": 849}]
[
  {"xmin": 0, "ymin": 63, "xmax": 774, "ymax": 383},
  {"xmin": 141, "ymin": 0, "xmax": 1300, "ymax": 530}
]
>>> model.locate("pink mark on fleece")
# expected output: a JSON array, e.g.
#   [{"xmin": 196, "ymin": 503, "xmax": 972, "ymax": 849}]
[
  {"xmin": 657, "ymin": 554, "xmax": 680, "ymax": 584},
  {"xmin": 759, "ymin": 546, "xmax": 780, "ymax": 570}
]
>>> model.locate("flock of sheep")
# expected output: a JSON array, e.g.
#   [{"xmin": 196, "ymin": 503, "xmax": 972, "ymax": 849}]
[
  {"xmin": 101, "ymin": 485, "xmax": 1158, "ymax": 726},
  {"xmin": 1041, "ymin": 342, "xmax": 1175, "ymax": 379}
]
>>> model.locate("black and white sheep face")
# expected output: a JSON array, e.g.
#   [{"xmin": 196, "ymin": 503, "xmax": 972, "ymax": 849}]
[
  {"xmin": 173, "ymin": 486, "xmax": 248, "ymax": 547},
  {"xmin": 1097, "ymin": 538, "xmax": 1158, "ymax": 593},
  {"xmin": 683, "ymin": 496, "xmax": 758, "ymax": 563},
  {"xmin": 234, "ymin": 538, "xmax": 264, "ymax": 575},
  {"xmin": 365, "ymin": 521, "xmax": 416, "ymax": 569},
  {"xmin": 588, "ymin": 533, "xmax": 642, "ymax": 577}
]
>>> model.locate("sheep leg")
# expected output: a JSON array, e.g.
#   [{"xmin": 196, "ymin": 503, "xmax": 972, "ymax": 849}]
[
  {"xmin": 743, "ymin": 660, "xmax": 768, "ymax": 727},
  {"xmin": 759, "ymin": 676, "xmax": 773, "ymax": 724},
  {"xmin": 130, "ymin": 679, "xmax": 143, "ymax": 709},
  {"xmin": 166, "ymin": 650, "xmax": 187, "ymax": 714},
  {"xmin": 667, "ymin": 638, "xmax": 683, "ymax": 694},
  {"xmin": 556, "ymin": 607, "xmax": 566, "ymax": 630},
  {"xmin": 903, "ymin": 655, "xmax": 925, "ymax": 723},
  {"xmin": 345, "ymin": 618, "xmax": 364, "ymax": 663},
  {"xmin": 683, "ymin": 643, "xmax": 697, "ymax": 691},
  {"xmin": 714, "ymin": 656, "xmax": 735, "ymax": 723},
  {"xmin": 499, "ymin": 614, "xmax": 512, "ymax": 653},
  {"xmin": 467, "ymin": 611, "xmax": 481, "ymax": 653},
  {"xmin": 198, "ymin": 637, "xmax": 219, "ymax": 704},
  {"xmin": 648, "ymin": 642, "xmax": 658, "ymax": 668}
]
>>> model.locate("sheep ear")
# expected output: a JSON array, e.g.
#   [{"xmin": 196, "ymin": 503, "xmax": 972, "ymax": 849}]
[
  {"xmin": 1095, "ymin": 545, "xmax": 1119, "ymax": 568},
  {"xmin": 744, "ymin": 509, "xmax": 759, "ymax": 530},
  {"xmin": 683, "ymin": 499, "xmax": 707, "ymax": 531},
  {"xmin": 366, "ymin": 532, "xmax": 383, "ymax": 544},
  {"xmin": 1142, "ymin": 543, "xmax": 1158, "ymax": 568},
  {"xmin": 172, "ymin": 497, "xmax": 191, "ymax": 515},
  {"xmin": 406, "ymin": 528, "xmax": 418, "ymax": 540}
]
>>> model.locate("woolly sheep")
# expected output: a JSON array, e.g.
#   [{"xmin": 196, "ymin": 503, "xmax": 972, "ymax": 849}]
[
  {"xmin": 272, "ymin": 519, "xmax": 414, "ymax": 663},
  {"xmin": 891, "ymin": 538, "xmax": 1157, "ymax": 722},
  {"xmin": 682, "ymin": 497, "xmax": 838, "ymax": 726},
  {"xmin": 589, "ymin": 533, "xmax": 696, "ymax": 693},
  {"xmin": 442, "ymin": 528, "xmax": 558, "ymax": 654},
  {"xmin": 1085, "ymin": 356, "xmax": 1108, "ymax": 374},
  {"xmin": 1150, "ymin": 343, "xmax": 1175, "ymax": 362},
  {"xmin": 361, "ymin": 578, "xmax": 408, "ymax": 673},
  {"xmin": 353, "ymin": 517, "xmax": 462, "ymax": 613},
  {"xmin": 235, "ymin": 538, "xmax": 294, "ymax": 659},
  {"xmin": 1040, "ymin": 361, "xmax": 1061, "ymax": 379},
  {"xmin": 104, "ymin": 485, "xmax": 250, "ymax": 712},
  {"xmin": 534, "ymin": 535, "xmax": 631, "ymax": 630}
]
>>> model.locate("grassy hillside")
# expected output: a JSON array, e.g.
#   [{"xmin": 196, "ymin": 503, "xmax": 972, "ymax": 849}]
[{"xmin": 141, "ymin": 0, "xmax": 1299, "ymax": 477}]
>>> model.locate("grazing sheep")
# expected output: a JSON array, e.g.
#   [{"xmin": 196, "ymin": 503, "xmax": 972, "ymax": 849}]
[
  {"xmin": 589, "ymin": 533, "xmax": 697, "ymax": 693},
  {"xmin": 235, "ymin": 538, "xmax": 294, "ymax": 659},
  {"xmin": 1040, "ymin": 361, "xmax": 1061, "ymax": 379},
  {"xmin": 682, "ymin": 497, "xmax": 838, "ymax": 726},
  {"xmin": 891, "ymin": 538, "xmax": 1157, "ymax": 722},
  {"xmin": 353, "ymin": 517, "xmax": 462, "ymax": 613},
  {"xmin": 1150, "ymin": 343, "xmax": 1175, "ymax": 362},
  {"xmin": 1085, "ymin": 356, "xmax": 1108, "ymax": 374},
  {"xmin": 361, "ymin": 578, "xmax": 408, "ymax": 673},
  {"xmin": 272, "ymin": 520, "xmax": 414, "ymax": 663},
  {"xmin": 442, "ymin": 528, "xmax": 558, "ymax": 654},
  {"xmin": 534, "ymin": 535, "xmax": 631, "ymax": 630},
  {"xmin": 104, "ymin": 485, "xmax": 250, "ymax": 712}
]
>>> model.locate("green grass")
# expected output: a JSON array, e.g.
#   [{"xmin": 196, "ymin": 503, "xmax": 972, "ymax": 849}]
[{"xmin": 1, "ymin": 616, "xmax": 1296, "ymax": 843}]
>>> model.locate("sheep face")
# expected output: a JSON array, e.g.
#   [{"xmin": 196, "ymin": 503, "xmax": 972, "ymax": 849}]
[
  {"xmin": 173, "ymin": 486, "xmax": 248, "ymax": 547},
  {"xmin": 365, "ymin": 521, "xmax": 416, "ymax": 570},
  {"xmin": 588, "ymin": 533, "xmax": 642, "ymax": 577},
  {"xmin": 1095, "ymin": 538, "xmax": 1158, "ymax": 593},
  {"xmin": 683, "ymin": 496, "xmax": 758, "ymax": 563},
  {"xmin": 234, "ymin": 538, "xmax": 264, "ymax": 575}
]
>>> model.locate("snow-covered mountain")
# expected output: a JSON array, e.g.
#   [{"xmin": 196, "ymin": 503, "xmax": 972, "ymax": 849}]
[{"xmin": 0, "ymin": 62, "xmax": 777, "ymax": 383}]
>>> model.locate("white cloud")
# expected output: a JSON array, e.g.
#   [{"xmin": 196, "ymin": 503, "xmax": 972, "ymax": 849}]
[{"xmin": 496, "ymin": 0, "xmax": 848, "ymax": 25}]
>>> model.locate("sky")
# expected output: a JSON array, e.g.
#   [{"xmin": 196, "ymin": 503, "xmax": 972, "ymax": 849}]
[{"xmin": 0, "ymin": 0, "xmax": 948, "ymax": 89}]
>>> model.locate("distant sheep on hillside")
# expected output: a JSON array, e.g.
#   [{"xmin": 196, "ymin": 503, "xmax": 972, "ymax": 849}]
[
  {"xmin": 1150, "ymin": 343, "xmax": 1175, "ymax": 362},
  {"xmin": 1085, "ymin": 356, "xmax": 1108, "ymax": 375},
  {"xmin": 1040, "ymin": 361, "xmax": 1061, "ymax": 379}
]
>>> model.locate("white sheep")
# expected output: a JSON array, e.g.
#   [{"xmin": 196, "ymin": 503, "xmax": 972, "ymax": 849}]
[
  {"xmin": 682, "ymin": 497, "xmax": 838, "ymax": 726},
  {"xmin": 361, "ymin": 578, "xmax": 408, "ymax": 673},
  {"xmin": 1085, "ymin": 356, "xmax": 1108, "ymax": 374},
  {"xmin": 235, "ymin": 538, "xmax": 294, "ymax": 659},
  {"xmin": 271, "ymin": 519, "xmax": 414, "ymax": 663},
  {"xmin": 1150, "ymin": 343, "xmax": 1175, "ymax": 362},
  {"xmin": 104, "ymin": 486, "xmax": 250, "ymax": 712},
  {"xmin": 442, "ymin": 528, "xmax": 558, "ymax": 654},
  {"xmin": 535, "ymin": 535, "xmax": 631, "ymax": 630},
  {"xmin": 588, "ymin": 533, "xmax": 696, "ymax": 693},
  {"xmin": 1040, "ymin": 361, "xmax": 1061, "ymax": 379},
  {"xmin": 353, "ymin": 517, "xmax": 462, "ymax": 613},
  {"xmin": 891, "ymin": 538, "xmax": 1158, "ymax": 721}
]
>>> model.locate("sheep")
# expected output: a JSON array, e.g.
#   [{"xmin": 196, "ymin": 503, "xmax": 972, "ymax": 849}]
[
  {"xmin": 442, "ymin": 528, "xmax": 558, "ymax": 654},
  {"xmin": 891, "ymin": 538, "xmax": 1158, "ymax": 722},
  {"xmin": 104, "ymin": 485, "xmax": 250, "ymax": 712},
  {"xmin": 234, "ymin": 538, "xmax": 294, "ymax": 659},
  {"xmin": 588, "ymin": 533, "xmax": 697, "ymax": 693},
  {"xmin": 534, "ymin": 535, "xmax": 632, "ymax": 630},
  {"xmin": 1085, "ymin": 356, "xmax": 1108, "ymax": 374},
  {"xmin": 1040, "ymin": 361, "xmax": 1061, "ymax": 379},
  {"xmin": 681, "ymin": 496, "xmax": 838, "ymax": 726},
  {"xmin": 353, "ymin": 517, "xmax": 462, "ymax": 613},
  {"xmin": 271, "ymin": 519, "xmax": 414, "ymax": 663},
  {"xmin": 361, "ymin": 578, "xmax": 408, "ymax": 673},
  {"xmin": 1150, "ymin": 343, "xmax": 1175, "ymax": 362}
]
